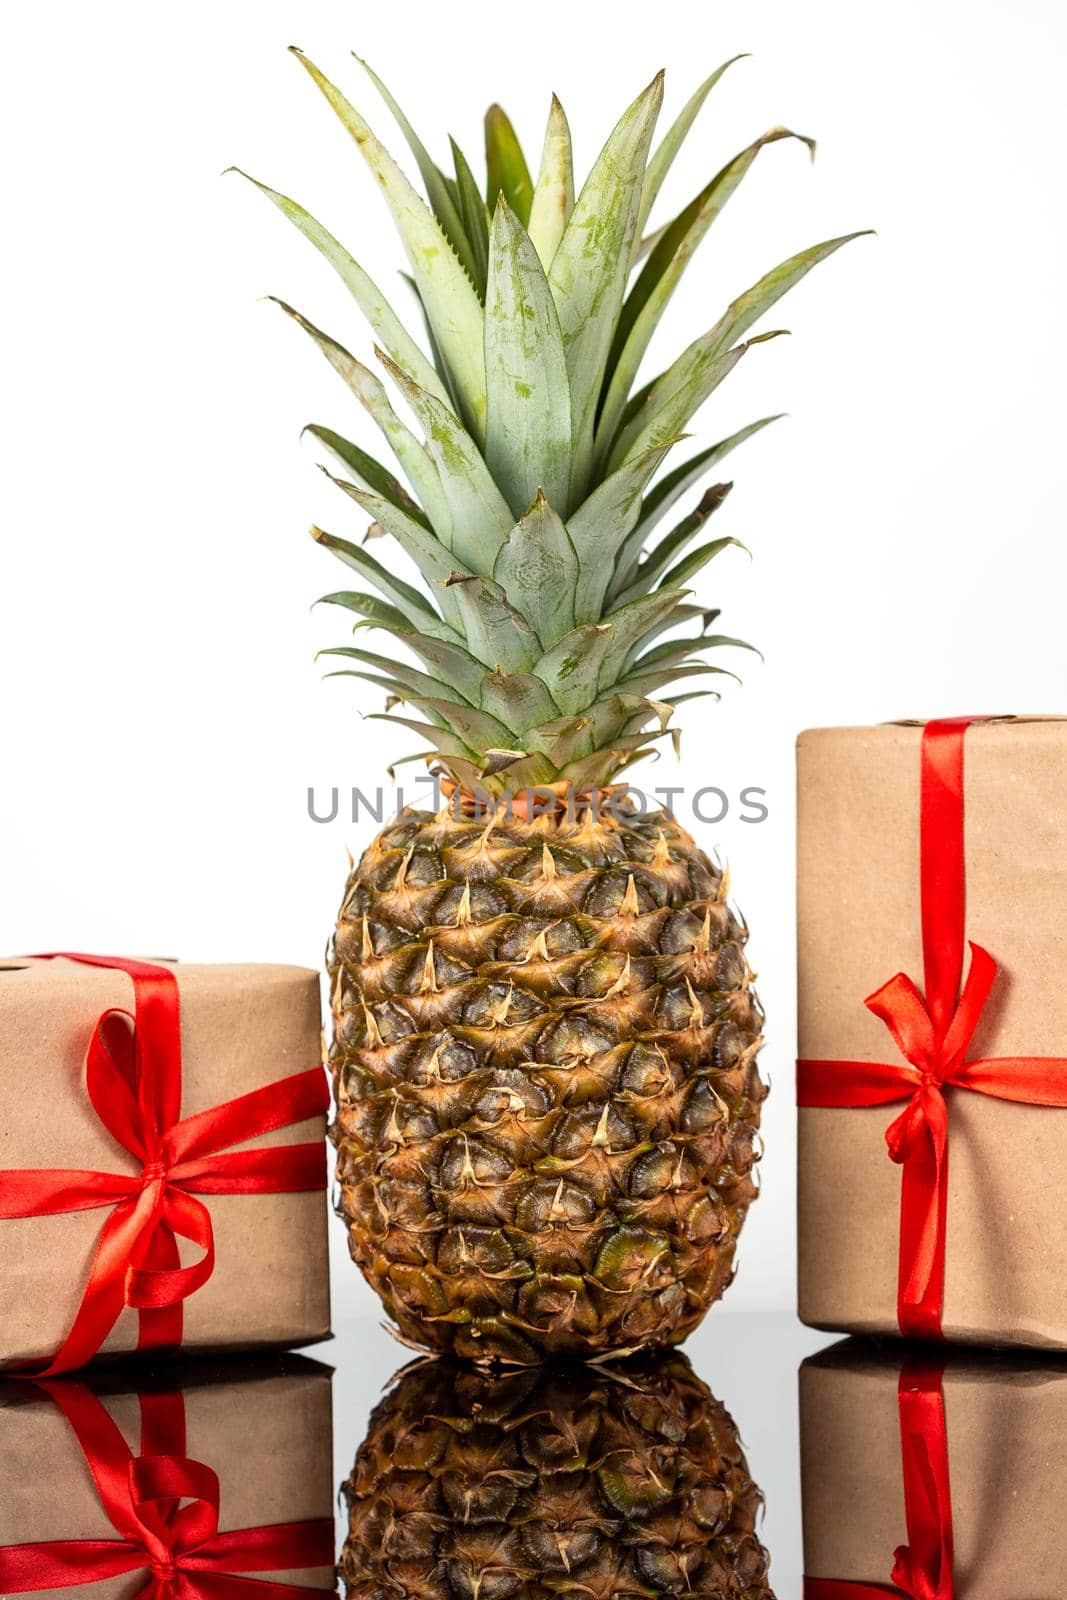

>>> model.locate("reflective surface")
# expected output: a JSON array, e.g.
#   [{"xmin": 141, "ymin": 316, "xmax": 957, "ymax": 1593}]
[
  {"xmin": 0, "ymin": 1353, "xmax": 337, "ymax": 1600},
  {"xmin": 322, "ymin": 1310, "xmax": 829, "ymax": 1596},
  {"xmin": 6, "ymin": 1311, "xmax": 1067, "ymax": 1598},
  {"xmin": 323, "ymin": 1310, "xmax": 1067, "ymax": 1597},
  {"xmin": 801, "ymin": 1339, "xmax": 1067, "ymax": 1597},
  {"xmin": 340, "ymin": 1350, "xmax": 772, "ymax": 1597}
]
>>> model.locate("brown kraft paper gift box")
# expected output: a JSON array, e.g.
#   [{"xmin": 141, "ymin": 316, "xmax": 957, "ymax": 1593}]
[
  {"xmin": 800, "ymin": 1341, "xmax": 1067, "ymax": 1596},
  {"xmin": 0, "ymin": 1355, "xmax": 336, "ymax": 1600},
  {"xmin": 0, "ymin": 958, "xmax": 331, "ymax": 1367},
  {"xmin": 797, "ymin": 718, "xmax": 1067, "ymax": 1346}
]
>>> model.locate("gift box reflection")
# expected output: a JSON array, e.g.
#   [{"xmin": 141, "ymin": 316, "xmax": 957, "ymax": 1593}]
[
  {"xmin": 801, "ymin": 1342, "xmax": 1067, "ymax": 1598},
  {"xmin": 0, "ymin": 1356, "xmax": 335, "ymax": 1600},
  {"xmin": 340, "ymin": 1352, "xmax": 773, "ymax": 1598}
]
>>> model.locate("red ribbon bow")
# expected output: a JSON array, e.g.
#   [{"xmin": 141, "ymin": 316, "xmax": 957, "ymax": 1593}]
[
  {"xmin": 804, "ymin": 1361, "xmax": 954, "ymax": 1599},
  {"xmin": 797, "ymin": 718, "xmax": 1067, "ymax": 1339},
  {"xmin": 0, "ymin": 1379, "xmax": 336, "ymax": 1600},
  {"xmin": 0, "ymin": 954, "xmax": 330, "ymax": 1375}
]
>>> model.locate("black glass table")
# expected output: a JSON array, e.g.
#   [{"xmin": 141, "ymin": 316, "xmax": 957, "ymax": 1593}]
[{"xmin": 4, "ymin": 1310, "xmax": 1064, "ymax": 1599}]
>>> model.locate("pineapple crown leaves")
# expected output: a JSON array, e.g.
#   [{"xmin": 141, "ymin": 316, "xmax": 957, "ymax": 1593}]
[{"xmin": 236, "ymin": 49, "xmax": 870, "ymax": 794}]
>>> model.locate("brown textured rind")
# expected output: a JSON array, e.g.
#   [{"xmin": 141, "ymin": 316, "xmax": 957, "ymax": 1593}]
[
  {"xmin": 328, "ymin": 803, "xmax": 766, "ymax": 1362},
  {"xmin": 341, "ymin": 1352, "xmax": 775, "ymax": 1599}
]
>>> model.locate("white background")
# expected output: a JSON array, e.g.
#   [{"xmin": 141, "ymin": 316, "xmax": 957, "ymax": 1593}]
[{"xmin": 3, "ymin": 0, "xmax": 1065, "ymax": 1342}]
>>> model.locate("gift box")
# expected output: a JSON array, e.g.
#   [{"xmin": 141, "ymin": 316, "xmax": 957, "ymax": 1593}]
[
  {"xmin": 0, "ymin": 1354, "xmax": 336, "ymax": 1600},
  {"xmin": 797, "ymin": 717, "xmax": 1067, "ymax": 1346},
  {"xmin": 0, "ymin": 954, "xmax": 332, "ymax": 1372},
  {"xmin": 800, "ymin": 1340, "xmax": 1067, "ymax": 1597}
]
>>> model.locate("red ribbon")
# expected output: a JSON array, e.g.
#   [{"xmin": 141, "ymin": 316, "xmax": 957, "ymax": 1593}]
[
  {"xmin": 797, "ymin": 719, "xmax": 1067, "ymax": 1339},
  {"xmin": 803, "ymin": 1361, "xmax": 953, "ymax": 1600},
  {"xmin": 0, "ymin": 954, "xmax": 329, "ymax": 1375},
  {"xmin": 0, "ymin": 1379, "xmax": 335, "ymax": 1600}
]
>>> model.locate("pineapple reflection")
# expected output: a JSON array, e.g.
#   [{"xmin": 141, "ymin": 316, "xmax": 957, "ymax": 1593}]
[{"xmin": 342, "ymin": 1351, "xmax": 773, "ymax": 1598}]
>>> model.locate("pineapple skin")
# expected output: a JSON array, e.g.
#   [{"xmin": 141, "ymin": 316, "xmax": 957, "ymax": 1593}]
[
  {"xmin": 341, "ymin": 1351, "xmax": 773, "ymax": 1598},
  {"xmin": 328, "ymin": 802, "xmax": 766, "ymax": 1362}
]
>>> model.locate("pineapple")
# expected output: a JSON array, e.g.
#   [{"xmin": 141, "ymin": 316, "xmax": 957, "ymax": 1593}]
[
  {"xmin": 239, "ymin": 50, "xmax": 863, "ymax": 1359},
  {"xmin": 342, "ymin": 1352, "xmax": 774, "ymax": 1598}
]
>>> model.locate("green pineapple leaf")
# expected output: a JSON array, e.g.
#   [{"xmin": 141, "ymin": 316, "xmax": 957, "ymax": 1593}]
[
  {"xmin": 395, "ymin": 635, "xmax": 491, "ymax": 703},
  {"xmin": 568, "ymin": 439, "xmax": 680, "ymax": 624},
  {"xmin": 364, "ymin": 711, "xmax": 481, "ymax": 766},
  {"xmin": 637, "ymin": 56, "xmax": 747, "ymax": 238},
  {"xmin": 314, "ymin": 590, "xmax": 411, "ymax": 631},
  {"xmin": 528, "ymin": 96, "xmax": 575, "ymax": 269},
  {"xmin": 563, "ymin": 741, "xmax": 663, "ymax": 783},
  {"xmin": 548, "ymin": 73, "xmax": 664, "ymax": 493},
  {"xmin": 395, "ymin": 696, "xmax": 516, "ymax": 752},
  {"xmin": 631, "ymin": 416, "xmax": 783, "ymax": 545},
  {"xmin": 375, "ymin": 350, "xmax": 515, "ymax": 574},
  {"xmin": 615, "ymin": 661, "xmax": 741, "ymax": 698},
  {"xmin": 492, "ymin": 491, "xmax": 580, "ymax": 649},
  {"xmin": 272, "ymin": 300, "xmax": 451, "ymax": 537},
  {"xmin": 526, "ymin": 713, "xmax": 595, "ymax": 767},
  {"xmin": 611, "ymin": 482, "xmax": 732, "ymax": 603},
  {"xmin": 612, "ymin": 232, "xmax": 870, "ymax": 465},
  {"xmin": 598, "ymin": 128, "xmax": 815, "ymax": 451},
  {"xmin": 341, "ymin": 624, "xmax": 491, "ymax": 702},
  {"xmin": 303, "ymin": 424, "xmax": 429, "ymax": 526},
  {"xmin": 484, "ymin": 104, "xmax": 534, "ymax": 225},
  {"xmin": 585, "ymin": 691, "xmax": 646, "ymax": 747},
  {"xmin": 398, "ymin": 271, "xmax": 464, "ymax": 417},
  {"xmin": 310, "ymin": 525, "xmax": 458, "ymax": 641},
  {"xmin": 635, "ymin": 602, "xmax": 722, "ymax": 657},
  {"xmin": 477, "ymin": 749, "xmax": 554, "ymax": 786},
  {"xmin": 321, "ymin": 667, "xmax": 427, "ymax": 706},
  {"xmin": 484, "ymin": 200, "xmax": 572, "ymax": 518},
  {"xmin": 533, "ymin": 624, "xmax": 614, "ymax": 716},
  {"xmin": 231, "ymin": 170, "xmax": 450, "ymax": 406},
  {"xmin": 654, "ymin": 535, "xmax": 744, "ymax": 594},
  {"xmin": 321, "ymin": 473, "xmax": 458, "ymax": 596},
  {"xmin": 318, "ymin": 647, "xmax": 475, "ymax": 706},
  {"xmin": 611, "ymin": 336, "xmax": 778, "ymax": 470},
  {"xmin": 353, "ymin": 54, "xmax": 481, "ymax": 285},
  {"xmin": 627, "ymin": 630, "xmax": 758, "ymax": 678},
  {"xmin": 450, "ymin": 137, "xmax": 491, "ymax": 294},
  {"xmin": 597, "ymin": 589, "xmax": 690, "ymax": 684},
  {"xmin": 443, "ymin": 572, "xmax": 541, "ymax": 673},
  {"xmin": 290, "ymin": 48, "xmax": 488, "ymax": 439},
  {"xmin": 479, "ymin": 669, "xmax": 561, "ymax": 730}
]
